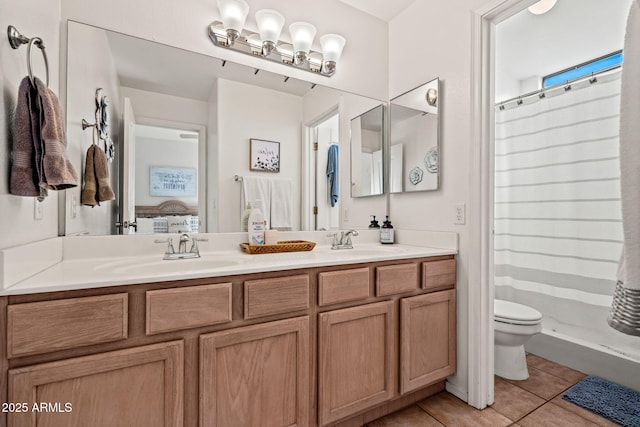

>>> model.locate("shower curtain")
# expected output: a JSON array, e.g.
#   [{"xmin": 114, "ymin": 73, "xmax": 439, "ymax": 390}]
[
  {"xmin": 610, "ymin": 0, "xmax": 640, "ymax": 337},
  {"xmin": 494, "ymin": 71, "xmax": 635, "ymax": 348}
]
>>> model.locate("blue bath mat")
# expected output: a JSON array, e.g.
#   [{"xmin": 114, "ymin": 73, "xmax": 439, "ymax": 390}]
[{"xmin": 563, "ymin": 376, "xmax": 640, "ymax": 427}]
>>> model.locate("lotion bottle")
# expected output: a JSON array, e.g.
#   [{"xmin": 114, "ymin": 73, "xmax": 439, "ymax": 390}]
[
  {"xmin": 380, "ymin": 216, "xmax": 394, "ymax": 244},
  {"xmin": 248, "ymin": 201, "xmax": 265, "ymax": 245}
]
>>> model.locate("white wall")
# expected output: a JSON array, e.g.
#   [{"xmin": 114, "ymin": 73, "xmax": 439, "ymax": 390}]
[
  {"xmin": 0, "ymin": 0, "xmax": 62, "ymax": 250},
  {"xmin": 65, "ymin": 23, "xmax": 121, "ymax": 236},
  {"xmin": 119, "ymin": 87, "xmax": 209, "ymax": 127},
  {"xmin": 389, "ymin": 0, "xmax": 490, "ymax": 401},
  {"xmin": 217, "ymin": 79, "xmax": 302, "ymax": 232},
  {"xmin": 134, "ymin": 137, "xmax": 199, "ymax": 206},
  {"xmin": 61, "ymin": 0, "xmax": 388, "ymax": 101}
]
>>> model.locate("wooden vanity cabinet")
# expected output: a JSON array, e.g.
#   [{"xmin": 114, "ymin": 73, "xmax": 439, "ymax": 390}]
[
  {"xmin": 8, "ymin": 341, "xmax": 184, "ymax": 427},
  {"xmin": 200, "ymin": 316, "xmax": 310, "ymax": 427},
  {"xmin": 318, "ymin": 301, "xmax": 397, "ymax": 426},
  {"xmin": 400, "ymin": 289, "xmax": 457, "ymax": 394},
  {"xmin": 1, "ymin": 254, "xmax": 456, "ymax": 427}
]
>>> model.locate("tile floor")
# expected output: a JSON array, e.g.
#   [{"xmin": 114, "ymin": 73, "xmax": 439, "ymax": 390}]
[{"xmin": 368, "ymin": 354, "xmax": 620, "ymax": 426}]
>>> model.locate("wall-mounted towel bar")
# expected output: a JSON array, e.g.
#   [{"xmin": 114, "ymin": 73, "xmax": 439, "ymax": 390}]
[{"xmin": 7, "ymin": 25, "xmax": 49, "ymax": 87}]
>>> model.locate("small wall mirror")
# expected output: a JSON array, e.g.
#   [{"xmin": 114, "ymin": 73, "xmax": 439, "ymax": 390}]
[
  {"xmin": 390, "ymin": 77, "xmax": 440, "ymax": 193},
  {"xmin": 350, "ymin": 104, "xmax": 385, "ymax": 197}
]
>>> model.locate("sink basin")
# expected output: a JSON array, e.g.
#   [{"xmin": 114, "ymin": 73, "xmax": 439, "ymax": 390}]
[
  {"xmin": 95, "ymin": 255, "xmax": 245, "ymax": 275},
  {"xmin": 315, "ymin": 245, "xmax": 411, "ymax": 256}
]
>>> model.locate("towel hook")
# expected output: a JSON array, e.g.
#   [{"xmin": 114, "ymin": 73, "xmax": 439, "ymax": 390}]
[{"xmin": 7, "ymin": 25, "xmax": 49, "ymax": 88}]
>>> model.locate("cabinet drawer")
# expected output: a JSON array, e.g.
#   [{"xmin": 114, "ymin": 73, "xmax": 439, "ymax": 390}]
[
  {"xmin": 376, "ymin": 263, "xmax": 419, "ymax": 296},
  {"xmin": 7, "ymin": 294, "xmax": 128, "ymax": 358},
  {"xmin": 423, "ymin": 258, "xmax": 456, "ymax": 290},
  {"xmin": 318, "ymin": 267, "xmax": 370, "ymax": 306},
  {"xmin": 146, "ymin": 283, "xmax": 232, "ymax": 335},
  {"xmin": 244, "ymin": 274, "xmax": 310, "ymax": 319}
]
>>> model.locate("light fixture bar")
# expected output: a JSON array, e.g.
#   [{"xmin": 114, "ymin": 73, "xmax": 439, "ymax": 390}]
[{"xmin": 208, "ymin": 21, "xmax": 334, "ymax": 77}]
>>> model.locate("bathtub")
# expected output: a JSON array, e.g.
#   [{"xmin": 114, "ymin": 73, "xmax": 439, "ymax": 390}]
[{"xmin": 526, "ymin": 327, "xmax": 640, "ymax": 391}]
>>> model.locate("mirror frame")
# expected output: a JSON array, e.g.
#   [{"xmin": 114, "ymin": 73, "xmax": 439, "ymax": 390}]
[
  {"xmin": 349, "ymin": 103, "xmax": 386, "ymax": 198},
  {"xmin": 389, "ymin": 77, "xmax": 441, "ymax": 194}
]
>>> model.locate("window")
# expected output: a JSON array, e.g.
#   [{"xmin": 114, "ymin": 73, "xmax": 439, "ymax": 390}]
[{"xmin": 542, "ymin": 50, "xmax": 623, "ymax": 88}]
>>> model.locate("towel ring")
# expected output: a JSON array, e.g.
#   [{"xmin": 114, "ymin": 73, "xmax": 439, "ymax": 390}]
[{"xmin": 7, "ymin": 25, "xmax": 50, "ymax": 88}]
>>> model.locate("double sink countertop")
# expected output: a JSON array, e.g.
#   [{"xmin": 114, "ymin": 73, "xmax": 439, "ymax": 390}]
[{"xmin": 0, "ymin": 229, "xmax": 458, "ymax": 296}]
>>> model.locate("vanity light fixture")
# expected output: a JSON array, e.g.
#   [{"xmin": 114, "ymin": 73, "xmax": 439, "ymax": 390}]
[
  {"xmin": 527, "ymin": 0, "xmax": 557, "ymax": 15},
  {"xmin": 208, "ymin": 3, "xmax": 345, "ymax": 77},
  {"xmin": 217, "ymin": 0, "xmax": 250, "ymax": 46},
  {"xmin": 289, "ymin": 22, "xmax": 316, "ymax": 65},
  {"xmin": 255, "ymin": 9, "xmax": 284, "ymax": 56}
]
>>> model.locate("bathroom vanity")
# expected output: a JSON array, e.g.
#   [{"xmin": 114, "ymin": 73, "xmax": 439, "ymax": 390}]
[{"xmin": 0, "ymin": 243, "xmax": 456, "ymax": 427}]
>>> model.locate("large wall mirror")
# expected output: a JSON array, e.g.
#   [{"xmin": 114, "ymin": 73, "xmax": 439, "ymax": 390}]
[
  {"xmin": 350, "ymin": 104, "xmax": 384, "ymax": 197},
  {"xmin": 64, "ymin": 21, "xmax": 385, "ymax": 236},
  {"xmin": 389, "ymin": 78, "xmax": 440, "ymax": 193}
]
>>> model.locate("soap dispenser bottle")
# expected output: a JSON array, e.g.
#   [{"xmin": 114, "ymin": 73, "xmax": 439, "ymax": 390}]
[
  {"xmin": 369, "ymin": 215, "xmax": 380, "ymax": 229},
  {"xmin": 380, "ymin": 216, "xmax": 394, "ymax": 244}
]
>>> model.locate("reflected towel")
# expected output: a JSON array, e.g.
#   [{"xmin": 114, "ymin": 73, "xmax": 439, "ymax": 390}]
[
  {"xmin": 34, "ymin": 78, "xmax": 78, "ymax": 190},
  {"xmin": 270, "ymin": 179, "xmax": 293, "ymax": 231},
  {"xmin": 610, "ymin": 0, "xmax": 640, "ymax": 336},
  {"xmin": 10, "ymin": 77, "xmax": 43, "ymax": 197},
  {"xmin": 94, "ymin": 142, "xmax": 115, "ymax": 203},
  {"xmin": 81, "ymin": 145, "xmax": 98, "ymax": 206},
  {"xmin": 327, "ymin": 144, "xmax": 339, "ymax": 207},
  {"xmin": 242, "ymin": 176, "xmax": 271, "ymax": 227}
]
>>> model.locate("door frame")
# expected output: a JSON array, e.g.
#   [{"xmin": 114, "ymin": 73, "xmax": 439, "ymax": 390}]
[
  {"xmin": 132, "ymin": 117, "xmax": 207, "ymax": 232},
  {"xmin": 468, "ymin": 0, "xmax": 537, "ymax": 409}
]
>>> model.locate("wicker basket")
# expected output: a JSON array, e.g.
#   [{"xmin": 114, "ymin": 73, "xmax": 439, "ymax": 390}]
[{"xmin": 240, "ymin": 240, "xmax": 316, "ymax": 254}]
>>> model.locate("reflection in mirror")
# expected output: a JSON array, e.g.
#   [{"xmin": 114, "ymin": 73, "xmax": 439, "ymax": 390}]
[
  {"xmin": 390, "ymin": 78, "xmax": 440, "ymax": 193},
  {"xmin": 65, "ymin": 21, "xmax": 386, "ymax": 236},
  {"xmin": 350, "ymin": 104, "xmax": 384, "ymax": 197}
]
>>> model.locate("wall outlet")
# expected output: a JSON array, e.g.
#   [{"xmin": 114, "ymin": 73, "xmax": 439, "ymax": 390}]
[
  {"xmin": 34, "ymin": 199, "xmax": 44, "ymax": 220},
  {"xmin": 454, "ymin": 204, "xmax": 466, "ymax": 225},
  {"xmin": 343, "ymin": 208, "xmax": 349, "ymax": 222}
]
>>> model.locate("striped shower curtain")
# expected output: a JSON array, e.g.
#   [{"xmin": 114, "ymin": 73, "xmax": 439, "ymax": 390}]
[{"xmin": 494, "ymin": 71, "xmax": 628, "ymax": 344}]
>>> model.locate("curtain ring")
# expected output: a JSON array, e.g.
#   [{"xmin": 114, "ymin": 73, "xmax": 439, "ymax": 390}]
[{"xmin": 26, "ymin": 36, "xmax": 49, "ymax": 88}]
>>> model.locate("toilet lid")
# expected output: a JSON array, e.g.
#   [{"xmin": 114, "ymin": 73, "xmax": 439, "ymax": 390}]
[{"xmin": 494, "ymin": 299, "xmax": 542, "ymax": 325}]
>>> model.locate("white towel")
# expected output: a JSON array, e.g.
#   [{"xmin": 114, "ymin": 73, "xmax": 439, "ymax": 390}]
[
  {"xmin": 270, "ymin": 179, "xmax": 293, "ymax": 231},
  {"xmin": 610, "ymin": 0, "xmax": 640, "ymax": 336},
  {"xmin": 135, "ymin": 218, "xmax": 155, "ymax": 234},
  {"xmin": 242, "ymin": 176, "xmax": 271, "ymax": 227}
]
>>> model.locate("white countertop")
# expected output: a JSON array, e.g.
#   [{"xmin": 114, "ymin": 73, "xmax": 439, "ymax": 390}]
[{"xmin": 1, "ymin": 243, "xmax": 456, "ymax": 296}]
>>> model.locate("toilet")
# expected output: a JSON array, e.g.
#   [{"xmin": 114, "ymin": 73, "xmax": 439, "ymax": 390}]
[{"xmin": 494, "ymin": 299, "xmax": 543, "ymax": 380}]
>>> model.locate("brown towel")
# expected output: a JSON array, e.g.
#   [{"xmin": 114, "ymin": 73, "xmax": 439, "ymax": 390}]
[
  {"xmin": 81, "ymin": 145, "xmax": 98, "ymax": 206},
  {"xmin": 34, "ymin": 78, "xmax": 78, "ymax": 190},
  {"xmin": 94, "ymin": 143, "xmax": 115, "ymax": 203},
  {"xmin": 10, "ymin": 77, "xmax": 41, "ymax": 197}
]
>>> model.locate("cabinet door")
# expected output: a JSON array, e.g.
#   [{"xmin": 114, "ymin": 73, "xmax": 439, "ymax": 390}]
[
  {"xmin": 400, "ymin": 290, "xmax": 456, "ymax": 394},
  {"xmin": 200, "ymin": 316, "xmax": 310, "ymax": 427},
  {"xmin": 318, "ymin": 301, "xmax": 397, "ymax": 426},
  {"xmin": 8, "ymin": 341, "xmax": 184, "ymax": 427}
]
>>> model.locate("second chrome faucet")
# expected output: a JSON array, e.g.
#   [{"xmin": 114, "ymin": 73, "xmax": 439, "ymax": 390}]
[{"xmin": 327, "ymin": 229, "xmax": 359, "ymax": 249}]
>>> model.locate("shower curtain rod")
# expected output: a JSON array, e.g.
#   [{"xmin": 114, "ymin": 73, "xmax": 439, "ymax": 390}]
[{"xmin": 496, "ymin": 64, "xmax": 621, "ymax": 108}]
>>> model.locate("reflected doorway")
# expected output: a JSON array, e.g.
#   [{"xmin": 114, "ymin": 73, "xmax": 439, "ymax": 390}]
[{"xmin": 310, "ymin": 112, "xmax": 340, "ymax": 231}]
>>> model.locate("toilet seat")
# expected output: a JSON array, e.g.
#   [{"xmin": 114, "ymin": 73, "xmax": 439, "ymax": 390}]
[{"xmin": 494, "ymin": 299, "xmax": 542, "ymax": 326}]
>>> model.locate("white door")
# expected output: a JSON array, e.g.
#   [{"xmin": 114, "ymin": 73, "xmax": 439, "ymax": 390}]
[{"xmin": 121, "ymin": 98, "xmax": 136, "ymax": 234}]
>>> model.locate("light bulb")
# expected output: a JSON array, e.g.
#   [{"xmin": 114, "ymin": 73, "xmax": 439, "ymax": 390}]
[
  {"xmin": 256, "ymin": 9, "xmax": 285, "ymax": 56},
  {"xmin": 289, "ymin": 21, "xmax": 316, "ymax": 65},
  {"xmin": 320, "ymin": 34, "xmax": 345, "ymax": 74},
  {"xmin": 217, "ymin": 0, "xmax": 249, "ymax": 46}
]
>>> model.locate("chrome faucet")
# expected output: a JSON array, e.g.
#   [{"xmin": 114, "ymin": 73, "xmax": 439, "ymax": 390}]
[
  {"xmin": 155, "ymin": 233, "xmax": 208, "ymax": 260},
  {"xmin": 327, "ymin": 229, "xmax": 359, "ymax": 249}
]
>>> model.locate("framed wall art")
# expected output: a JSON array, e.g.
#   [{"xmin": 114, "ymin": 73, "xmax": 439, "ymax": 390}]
[
  {"xmin": 149, "ymin": 166, "xmax": 197, "ymax": 197},
  {"xmin": 250, "ymin": 139, "xmax": 280, "ymax": 172}
]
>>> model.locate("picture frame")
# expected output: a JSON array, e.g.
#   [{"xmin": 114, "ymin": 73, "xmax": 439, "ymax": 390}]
[
  {"xmin": 250, "ymin": 138, "xmax": 280, "ymax": 172},
  {"xmin": 149, "ymin": 166, "xmax": 197, "ymax": 197}
]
